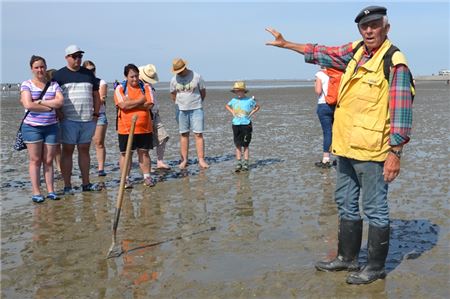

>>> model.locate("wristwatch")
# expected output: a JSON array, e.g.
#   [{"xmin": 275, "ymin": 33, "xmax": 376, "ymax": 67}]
[{"xmin": 389, "ymin": 148, "xmax": 402, "ymax": 159}]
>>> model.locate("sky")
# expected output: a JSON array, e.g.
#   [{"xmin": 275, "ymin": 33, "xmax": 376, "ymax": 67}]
[{"xmin": 1, "ymin": 0, "xmax": 449, "ymax": 83}]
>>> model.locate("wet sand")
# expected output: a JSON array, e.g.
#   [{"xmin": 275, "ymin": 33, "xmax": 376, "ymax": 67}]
[{"xmin": 1, "ymin": 81, "xmax": 449, "ymax": 298}]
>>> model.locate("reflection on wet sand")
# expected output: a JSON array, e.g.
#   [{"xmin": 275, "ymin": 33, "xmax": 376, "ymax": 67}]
[{"xmin": 1, "ymin": 82, "xmax": 449, "ymax": 298}]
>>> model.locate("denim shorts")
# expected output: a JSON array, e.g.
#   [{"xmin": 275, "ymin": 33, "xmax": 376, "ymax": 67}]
[
  {"xmin": 96, "ymin": 112, "xmax": 108, "ymax": 126},
  {"xmin": 60, "ymin": 119, "xmax": 96, "ymax": 144},
  {"xmin": 21, "ymin": 123, "xmax": 59, "ymax": 145},
  {"xmin": 178, "ymin": 108, "xmax": 204, "ymax": 134}
]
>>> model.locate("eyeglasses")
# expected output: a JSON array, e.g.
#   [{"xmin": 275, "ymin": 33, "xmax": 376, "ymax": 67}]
[{"xmin": 70, "ymin": 53, "xmax": 83, "ymax": 59}]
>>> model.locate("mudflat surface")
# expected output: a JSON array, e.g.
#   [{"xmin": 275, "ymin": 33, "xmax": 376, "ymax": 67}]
[{"xmin": 1, "ymin": 81, "xmax": 449, "ymax": 298}]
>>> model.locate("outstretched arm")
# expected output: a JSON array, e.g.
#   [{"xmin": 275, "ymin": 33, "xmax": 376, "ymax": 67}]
[{"xmin": 265, "ymin": 27, "xmax": 307, "ymax": 54}]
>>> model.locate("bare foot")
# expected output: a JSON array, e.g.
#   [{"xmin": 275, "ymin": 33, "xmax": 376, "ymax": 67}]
[
  {"xmin": 179, "ymin": 160, "xmax": 188, "ymax": 169},
  {"xmin": 157, "ymin": 162, "xmax": 171, "ymax": 170},
  {"xmin": 198, "ymin": 159, "xmax": 209, "ymax": 169}
]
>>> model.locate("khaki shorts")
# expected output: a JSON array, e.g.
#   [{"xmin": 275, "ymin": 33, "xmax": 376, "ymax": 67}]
[{"xmin": 153, "ymin": 112, "xmax": 169, "ymax": 145}]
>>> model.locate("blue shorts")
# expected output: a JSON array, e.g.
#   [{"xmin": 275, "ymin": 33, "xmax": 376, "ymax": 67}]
[
  {"xmin": 60, "ymin": 119, "xmax": 96, "ymax": 144},
  {"xmin": 21, "ymin": 123, "xmax": 59, "ymax": 145},
  {"xmin": 178, "ymin": 108, "xmax": 204, "ymax": 134},
  {"xmin": 96, "ymin": 112, "xmax": 108, "ymax": 126}
]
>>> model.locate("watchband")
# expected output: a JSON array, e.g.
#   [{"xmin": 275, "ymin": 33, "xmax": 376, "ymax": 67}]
[{"xmin": 389, "ymin": 149, "xmax": 402, "ymax": 159}]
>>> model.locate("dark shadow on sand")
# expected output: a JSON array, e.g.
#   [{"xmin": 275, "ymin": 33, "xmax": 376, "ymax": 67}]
[
  {"xmin": 0, "ymin": 155, "xmax": 284, "ymax": 191},
  {"xmin": 358, "ymin": 219, "xmax": 439, "ymax": 273}
]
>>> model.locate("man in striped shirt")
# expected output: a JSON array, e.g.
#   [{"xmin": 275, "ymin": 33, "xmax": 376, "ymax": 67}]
[
  {"xmin": 53, "ymin": 45, "xmax": 102, "ymax": 194},
  {"xmin": 266, "ymin": 6, "xmax": 414, "ymax": 285}
]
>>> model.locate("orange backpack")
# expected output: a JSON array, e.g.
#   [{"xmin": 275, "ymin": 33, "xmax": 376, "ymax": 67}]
[{"xmin": 324, "ymin": 68, "xmax": 344, "ymax": 105}]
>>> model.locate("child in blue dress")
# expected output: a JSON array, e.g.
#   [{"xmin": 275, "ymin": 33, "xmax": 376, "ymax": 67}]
[{"xmin": 225, "ymin": 81, "xmax": 260, "ymax": 171}]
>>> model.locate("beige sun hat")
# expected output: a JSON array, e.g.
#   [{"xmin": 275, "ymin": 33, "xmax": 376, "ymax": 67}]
[
  {"xmin": 139, "ymin": 64, "xmax": 159, "ymax": 84},
  {"xmin": 231, "ymin": 81, "xmax": 248, "ymax": 93},
  {"xmin": 171, "ymin": 58, "xmax": 188, "ymax": 74}
]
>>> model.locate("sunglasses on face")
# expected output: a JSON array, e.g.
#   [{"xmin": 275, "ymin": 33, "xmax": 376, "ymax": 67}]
[{"xmin": 70, "ymin": 53, "xmax": 83, "ymax": 59}]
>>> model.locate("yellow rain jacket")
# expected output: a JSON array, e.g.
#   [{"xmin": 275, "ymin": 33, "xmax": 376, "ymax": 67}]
[{"xmin": 331, "ymin": 39, "xmax": 409, "ymax": 162}]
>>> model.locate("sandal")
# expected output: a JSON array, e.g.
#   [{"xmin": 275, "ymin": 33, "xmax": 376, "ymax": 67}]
[
  {"xmin": 82, "ymin": 183, "xmax": 103, "ymax": 192},
  {"xmin": 47, "ymin": 192, "xmax": 60, "ymax": 200},
  {"xmin": 32, "ymin": 194, "xmax": 45, "ymax": 203}
]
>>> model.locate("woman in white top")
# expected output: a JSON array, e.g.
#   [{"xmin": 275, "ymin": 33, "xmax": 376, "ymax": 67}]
[
  {"xmin": 314, "ymin": 67, "xmax": 336, "ymax": 168},
  {"xmin": 82, "ymin": 60, "xmax": 108, "ymax": 176}
]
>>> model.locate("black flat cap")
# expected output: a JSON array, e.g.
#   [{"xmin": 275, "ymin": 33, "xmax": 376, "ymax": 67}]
[{"xmin": 355, "ymin": 6, "xmax": 387, "ymax": 24}]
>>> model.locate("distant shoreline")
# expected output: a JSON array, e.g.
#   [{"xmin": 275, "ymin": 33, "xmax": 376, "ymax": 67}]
[{"xmin": 1, "ymin": 76, "xmax": 449, "ymax": 89}]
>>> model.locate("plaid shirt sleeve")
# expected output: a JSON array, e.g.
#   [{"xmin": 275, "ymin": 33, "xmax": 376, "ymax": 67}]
[
  {"xmin": 304, "ymin": 42, "xmax": 354, "ymax": 71},
  {"xmin": 389, "ymin": 64, "xmax": 413, "ymax": 146}
]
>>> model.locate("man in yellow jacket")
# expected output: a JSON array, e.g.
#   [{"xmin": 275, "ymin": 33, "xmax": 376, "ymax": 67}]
[{"xmin": 266, "ymin": 6, "xmax": 414, "ymax": 284}]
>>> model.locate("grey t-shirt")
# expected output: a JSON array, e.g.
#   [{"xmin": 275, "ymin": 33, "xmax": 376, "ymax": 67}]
[{"xmin": 170, "ymin": 70, "xmax": 205, "ymax": 111}]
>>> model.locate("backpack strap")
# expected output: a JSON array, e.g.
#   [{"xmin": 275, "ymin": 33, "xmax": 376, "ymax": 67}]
[
  {"xmin": 122, "ymin": 80, "xmax": 146, "ymax": 96},
  {"xmin": 352, "ymin": 40, "xmax": 364, "ymax": 55},
  {"xmin": 382, "ymin": 45, "xmax": 400, "ymax": 81},
  {"xmin": 383, "ymin": 44, "xmax": 415, "ymax": 100}
]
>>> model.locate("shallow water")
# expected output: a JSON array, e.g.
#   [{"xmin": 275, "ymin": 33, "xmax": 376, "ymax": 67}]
[{"xmin": 1, "ymin": 81, "xmax": 449, "ymax": 298}]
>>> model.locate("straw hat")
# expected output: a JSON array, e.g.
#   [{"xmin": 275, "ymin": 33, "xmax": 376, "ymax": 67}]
[
  {"xmin": 231, "ymin": 81, "xmax": 248, "ymax": 93},
  {"xmin": 139, "ymin": 64, "xmax": 159, "ymax": 84},
  {"xmin": 171, "ymin": 58, "xmax": 188, "ymax": 74}
]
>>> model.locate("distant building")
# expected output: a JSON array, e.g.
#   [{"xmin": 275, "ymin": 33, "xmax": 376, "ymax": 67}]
[{"xmin": 438, "ymin": 69, "xmax": 450, "ymax": 76}]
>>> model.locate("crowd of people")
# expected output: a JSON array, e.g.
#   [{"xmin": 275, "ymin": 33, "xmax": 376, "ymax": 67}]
[
  {"xmin": 19, "ymin": 46, "xmax": 262, "ymax": 198},
  {"xmin": 18, "ymin": 5, "xmax": 414, "ymax": 286}
]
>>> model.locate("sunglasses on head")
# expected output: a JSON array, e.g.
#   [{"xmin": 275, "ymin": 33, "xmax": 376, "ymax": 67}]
[{"xmin": 70, "ymin": 53, "xmax": 83, "ymax": 59}]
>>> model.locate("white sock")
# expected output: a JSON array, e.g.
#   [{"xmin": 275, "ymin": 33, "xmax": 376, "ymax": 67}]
[
  {"xmin": 322, "ymin": 156, "xmax": 330, "ymax": 163},
  {"xmin": 143, "ymin": 173, "xmax": 150, "ymax": 179}
]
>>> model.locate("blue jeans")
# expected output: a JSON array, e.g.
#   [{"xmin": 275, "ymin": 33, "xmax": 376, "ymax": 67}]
[
  {"xmin": 316, "ymin": 104, "xmax": 335, "ymax": 153},
  {"xmin": 334, "ymin": 157, "xmax": 389, "ymax": 227}
]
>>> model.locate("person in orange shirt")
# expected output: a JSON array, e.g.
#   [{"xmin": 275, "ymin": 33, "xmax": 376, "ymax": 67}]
[{"xmin": 114, "ymin": 64, "xmax": 155, "ymax": 188}]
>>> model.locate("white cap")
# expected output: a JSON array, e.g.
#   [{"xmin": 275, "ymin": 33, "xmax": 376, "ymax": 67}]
[{"xmin": 65, "ymin": 44, "xmax": 84, "ymax": 56}]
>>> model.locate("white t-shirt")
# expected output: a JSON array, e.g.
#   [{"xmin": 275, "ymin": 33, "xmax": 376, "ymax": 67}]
[
  {"xmin": 99, "ymin": 79, "xmax": 107, "ymax": 113},
  {"xmin": 169, "ymin": 70, "xmax": 205, "ymax": 110},
  {"xmin": 315, "ymin": 70, "xmax": 329, "ymax": 104}
]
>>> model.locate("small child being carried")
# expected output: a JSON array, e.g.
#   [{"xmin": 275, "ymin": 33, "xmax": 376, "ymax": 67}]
[{"xmin": 225, "ymin": 81, "xmax": 260, "ymax": 171}]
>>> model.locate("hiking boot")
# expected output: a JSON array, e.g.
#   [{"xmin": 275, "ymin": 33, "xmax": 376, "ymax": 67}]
[
  {"xmin": 235, "ymin": 160, "xmax": 242, "ymax": 172},
  {"xmin": 98, "ymin": 170, "xmax": 107, "ymax": 177},
  {"xmin": 46, "ymin": 192, "xmax": 60, "ymax": 200},
  {"xmin": 63, "ymin": 186, "xmax": 75, "ymax": 195},
  {"xmin": 82, "ymin": 183, "xmax": 103, "ymax": 192},
  {"xmin": 143, "ymin": 177, "xmax": 155, "ymax": 187},
  {"xmin": 346, "ymin": 225, "xmax": 390, "ymax": 284},
  {"xmin": 315, "ymin": 218, "xmax": 363, "ymax": 272},
  {"xmin": 32, "ymin": 194, "xmax": 45, "ymax": 203},
  {"xmin": 242, "ymin": 160, "xmax": 249, "ymax": 171}
]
